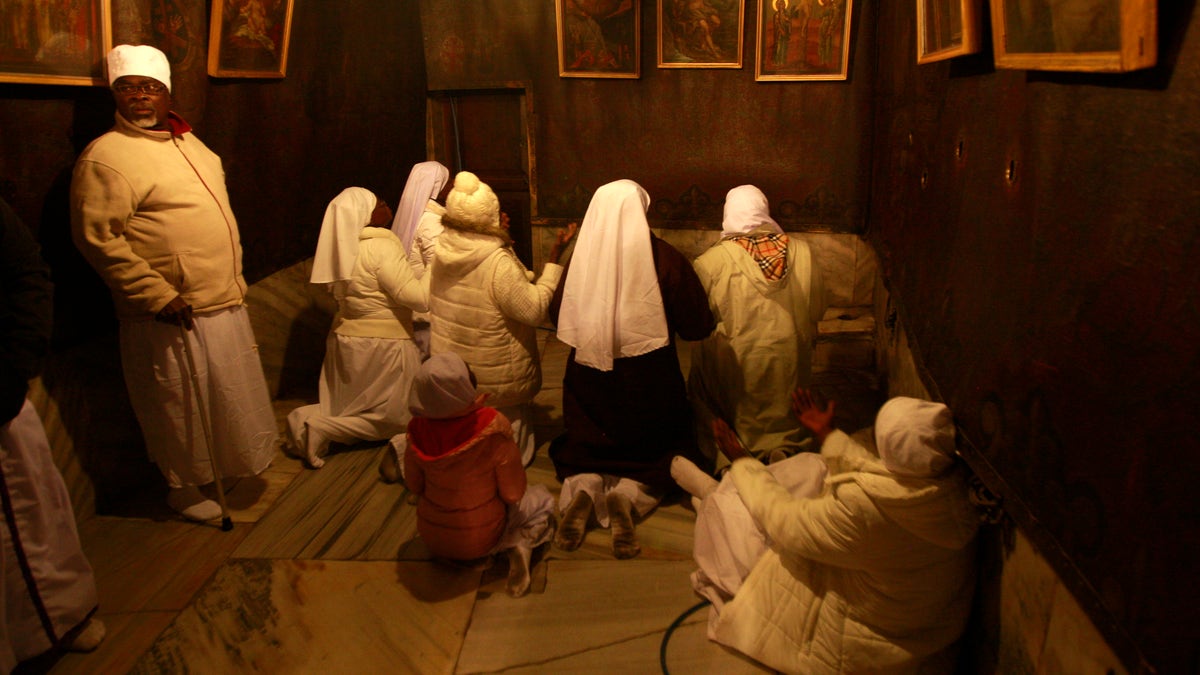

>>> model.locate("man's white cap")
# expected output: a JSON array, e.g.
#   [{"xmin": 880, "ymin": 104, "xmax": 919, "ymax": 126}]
[{"xmin": 106, "ymin": 44, "xmax": 172, "ymax": 93}]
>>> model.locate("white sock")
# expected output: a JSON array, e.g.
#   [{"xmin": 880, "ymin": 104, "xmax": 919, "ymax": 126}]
[
  {"xmin": 670, "ymin": 456, "xmax": 718, "ymax": 499},
  {"xmin": 167, "ymin": 486, "xmax": 222, "ymax": 522}
]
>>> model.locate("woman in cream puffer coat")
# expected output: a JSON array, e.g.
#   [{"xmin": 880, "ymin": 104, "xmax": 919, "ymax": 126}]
[
  {"xmin": 427, "ymin": 171, "xmax": 573, "ymax": 466},
  {"xmin": 682, "ymin": 394, "xmax": 981, "ymax": 674}
]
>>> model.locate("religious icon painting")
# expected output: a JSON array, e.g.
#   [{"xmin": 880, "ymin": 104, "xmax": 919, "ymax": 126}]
[
  {"xmin": 556, "ymin": 0, "xmax": 641, "ymax": 79},
  {"xmin": 207, "ymin": 0, "xmax": 296, "ymax": 78},
  {"xmin": 990, "ymin": 0, "xmax": 1156, "ymax": 72},
  {"xmin": 916, "ymin": 0, "xmax": 983, "ymax": 64},
  {"xmin": 755, "ymin": 0, "xmax": 854, "ymax": 81},
  {"xmin": 657, "ymin": 0, "xmax": 745, "ymax": 69},
  {"xmin": 0, "ymin": 1, "xmax": 112, "ymax": 86}
]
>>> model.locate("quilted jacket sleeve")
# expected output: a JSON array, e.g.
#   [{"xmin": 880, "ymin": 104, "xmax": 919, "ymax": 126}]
[
  {"xmin": 490, "ymin": 252, "xmax": 562, "ymax": 326},
  {"xmin": 730, "ymin": 457, "xmax": 872, "ymax": 569},
  {"xmin": 70, "ymin": 159, "xmax": 177, "ymax": 314},
  {"xmin": 403, "ymin": 445, "xmax": 425, "ymax": 496},
  {"xmin": 370, "ymin": 236, "xmax": 429, "ymax": 313}
]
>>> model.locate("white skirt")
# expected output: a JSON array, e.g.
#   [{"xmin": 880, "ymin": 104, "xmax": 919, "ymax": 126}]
[
  {"xmin": 120, "ymin": 305, "xmax": 277, "ymax": 487},
  {"xmin": 691, "ymin": 452, "xmax": 828, "ymax": 618},
  {"xmin": 287, "ymin": 332, "xmax": 421, "ymax": 464}
]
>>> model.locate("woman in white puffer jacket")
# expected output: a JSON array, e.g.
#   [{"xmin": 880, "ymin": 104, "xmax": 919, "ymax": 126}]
[
  {"xmin": 674, "ymin": 392, "xmax": 981, "ymax": 674},
  {"xmin": 425, "ymin": 171, "xmax": 574, "ymax": 466}
]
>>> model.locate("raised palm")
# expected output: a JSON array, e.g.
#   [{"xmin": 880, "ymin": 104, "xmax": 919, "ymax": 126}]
[{"xmin": 791, "ymin": 388, "xmax": 835, "ymax": 439}]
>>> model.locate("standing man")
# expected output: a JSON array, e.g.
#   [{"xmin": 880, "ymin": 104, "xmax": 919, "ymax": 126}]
[{"xmin": 70, "ymin": 45, "xmax": 277, "ymax": 522}]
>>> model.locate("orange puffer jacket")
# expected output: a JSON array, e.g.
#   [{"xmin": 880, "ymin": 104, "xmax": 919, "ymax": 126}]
[{"xmin": 404, "ymin": 409, "xmax": 526, "ymax": 560}]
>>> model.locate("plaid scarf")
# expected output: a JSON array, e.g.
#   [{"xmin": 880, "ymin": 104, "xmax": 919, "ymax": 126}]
[{"xmin": 731, "ymin": 232, "xmax": 789, "ymax": 281}]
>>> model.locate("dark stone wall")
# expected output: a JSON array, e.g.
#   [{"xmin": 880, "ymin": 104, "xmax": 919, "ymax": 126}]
[
  {"xmin": 1, "ymin": 0, "xmax": 427, "ymax": 287},
  {"xmin": 868, "ymin": 4, "xmax": 1200, "ymax": 673},
  {"xmin": 419, "ymin": 0, "xmax": 875, "ymax": 231}
]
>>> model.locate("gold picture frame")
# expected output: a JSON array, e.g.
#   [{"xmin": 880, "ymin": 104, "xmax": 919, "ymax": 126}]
[
  {"xmin": 207, "ymin": 0, "xmax": 295, "ymax": 78},
  {"xmin": 556, "ymin": 0, "xmax": 641, "ymax": 79},
  {"xmin": 990, "ymin": 0, "xmax": 1157, "ymax": 72},
  {"xmin": 917, "ymin": 0, "xmax": 983, "ymax": 64},
  {"xmin": 0, "ymin": 1, "xmax": 112, "ymax": 86},
  {"xmin": 657, "ymin": 0, "xmax": 744, "ymax": 69},
  {"xmin": 755, "ymin": 0, "xmax": 854, "ymax": 81}
]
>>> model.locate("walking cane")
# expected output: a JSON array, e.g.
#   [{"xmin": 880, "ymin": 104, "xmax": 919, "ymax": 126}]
[{"xmin": 177, "ymin": 323, "xmax": 234, "ymax": 531}]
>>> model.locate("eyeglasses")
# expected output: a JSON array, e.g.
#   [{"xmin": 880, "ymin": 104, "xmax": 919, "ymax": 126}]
[{"xmin": 113, "ymin": 82, "xmax": 168, "ymax": 95}]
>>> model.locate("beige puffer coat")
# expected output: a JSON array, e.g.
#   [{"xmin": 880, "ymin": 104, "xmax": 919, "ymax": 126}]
[
  {"xmin": 716, "ymin": 399, "xmax": 981, "ymax": 674},
  {"xmin": 428, "ymin": 227, "xmax": 561, "ymax": 408}
]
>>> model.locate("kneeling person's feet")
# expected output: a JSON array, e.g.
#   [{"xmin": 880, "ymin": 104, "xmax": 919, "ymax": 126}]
[
  {"xmin": 167, "ymin": 486, "xmax": 222, "ymax": 522},
  {"xmin": 378, "ymin": 448, "xmax": 401, "ymax": 484},
  {"xmin": 606, "ymin": 492, "xmax": 641, "ymax": 560},
  {"xmin": 505, "ymin": 544, "xmax": 533, "ymax": 597},
  {"xmin": 553, "ymin": 492, "xmax": 593, "ymax": 551},
  {"xmin": 670, "ymin": 455, "xmax": 718, "ymax": 499}
]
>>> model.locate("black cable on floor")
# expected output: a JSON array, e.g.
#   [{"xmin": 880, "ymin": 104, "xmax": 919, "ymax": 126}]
[{"xmin": 659, "ymin": 599, "xmax": 712, "ymax": 675}]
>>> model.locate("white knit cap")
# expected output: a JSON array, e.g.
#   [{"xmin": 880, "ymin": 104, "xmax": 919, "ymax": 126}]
[
  {"xmin": 106, "ymin": 44, "xmax": 172, "ymax": 93},
  {"xmin": 874, "ymin": 397, "xmax": 958, "ymax": 477},
  {"xmin": 409, "ymin": 353, "xmax": 479, "ymax": 420},
  {"xmin": 444, "ymin": 171, "xmax": 500, "ymax": 231}
]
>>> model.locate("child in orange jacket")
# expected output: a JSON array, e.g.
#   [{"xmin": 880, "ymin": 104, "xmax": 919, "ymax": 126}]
[{"xmin": 404, "ymin": 353, "xmax": 555, "ymax": 596}]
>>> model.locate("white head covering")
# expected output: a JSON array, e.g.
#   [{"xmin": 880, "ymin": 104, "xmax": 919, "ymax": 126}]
[
  {"xmin": 106, "ymin": 44, "xmax": 172, "ymax": 92},
  {"xmin": 409, "ymin": 353, "xmax": 479, "ymax": 419},
  {"xmin": 722, "ymin": 185, "xmax": 782, "ymax": 238},
  {"xmin": 391, "ymin": 161, "xmax": 450, "ymax": 250},
  {"xmin": 310, "ymin": 187, "xmax": 377, "ymax": 285},
  {"xmin": 557, "ymin": 179, "xmax": 669, "ymax": 372},
  {"xmin": 444, "ymin": 171, "xmax": 502, "ymax": 233},
  {"xmin": 874, "ymin": 397, "xmax": 958, "ymax": 478}
]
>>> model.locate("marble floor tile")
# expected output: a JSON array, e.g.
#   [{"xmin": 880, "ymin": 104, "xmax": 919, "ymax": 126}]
[
  {"xmin": 213, "ymin": 442, "xmax": 304, "ymax": 524},
  {"xmin": 233, "ymin": 445, "xmax": 417, "ymax": 561},
  {"xmin": 77, "ymin": 516, "xmax": 252, "ymax": 613},
  {"xmin": 659, "ymin": 612, "xmax": 777, "ymax": 674},
  {"xmin": 130, "ymin": 560, "xmax": 480, "ymax": 675},
  {"xmin": 455, "ymin": 559, "xmax": 751, "ymax": 673},
  {"xmin": 1037, "ymin": 582, "xmax": 1127, "ymax": 675}
]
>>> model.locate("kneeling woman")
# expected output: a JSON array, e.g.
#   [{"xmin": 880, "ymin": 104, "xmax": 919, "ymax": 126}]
[
  {"xmin": 287, "ymin": 187, "xmax": 429, "ymax": 468},
  {"xmin": 550, "ymin": 179, "xmax": 715, "ymax": 559}
]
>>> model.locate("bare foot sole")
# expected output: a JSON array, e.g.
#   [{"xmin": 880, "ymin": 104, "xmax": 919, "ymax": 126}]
[
  {"xmin": 607, "ymin": 492, "xmax": 641, "ymax": 560},
  {"xmin": 505, "ymin": 544, "xmax": 533, "ymax": 597},
  {"xmin": 554, "ymin": 492, "xmax": 593, "ymax": 551}
]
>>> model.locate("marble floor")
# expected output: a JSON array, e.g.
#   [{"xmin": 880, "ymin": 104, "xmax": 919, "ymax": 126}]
[{"xmin": 37, "ymin": 331, "xmax": 879, "ymax": 675}]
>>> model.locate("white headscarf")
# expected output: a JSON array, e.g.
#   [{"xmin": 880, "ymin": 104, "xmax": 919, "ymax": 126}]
[
  {"xmin": 106, "ymin": 44, "xmax": 172, "ymax": 92},
  {"xmin": 721, "ymin": 185, "xmax": 782, "ymax": 238},
  {"xmin": 409, "ymin": 353, "xmax": 479, "ymax": 419},
  {"xmin": 557, "ymin": 179, "xmax": 669, "ymax": 372},
  {"xmin": 391, "ymin": 161, "xmax": 449, "ymax": 250},
  {"xmin": 310, "ymin": 187, "xmax": 377, "ymax": 285},
  {"xmin": 875, "ymin": 397, "xmax": 958, "ymax": 478}
]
